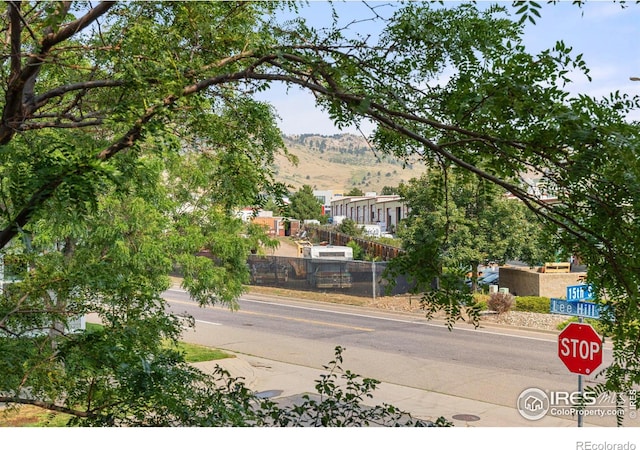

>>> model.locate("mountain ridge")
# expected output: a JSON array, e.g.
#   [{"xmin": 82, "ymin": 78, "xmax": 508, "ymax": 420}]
[{"xmin": 275, "ymin": 133, "xmax": 426, "ymax": 193}]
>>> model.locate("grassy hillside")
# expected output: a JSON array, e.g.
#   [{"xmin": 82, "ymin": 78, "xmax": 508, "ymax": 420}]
[{"xmin": 274, "ymin": 134, "xmax": 425, "ymax": 193}]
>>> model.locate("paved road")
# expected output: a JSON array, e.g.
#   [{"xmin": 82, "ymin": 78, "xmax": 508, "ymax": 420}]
[{"xmin": 162, "ymin": 287, "xmax": 628, "ymax": 426}]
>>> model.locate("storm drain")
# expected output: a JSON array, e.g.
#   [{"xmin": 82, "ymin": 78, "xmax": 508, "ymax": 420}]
[{"xmin": 452, "ymin": 414, "xmax": 481, "ymax": 422}]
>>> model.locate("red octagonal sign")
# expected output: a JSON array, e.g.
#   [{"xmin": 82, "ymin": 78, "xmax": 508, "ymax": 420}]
[{"xmin": 558, "ymin": 323, "xmax": 603, "ymax": 375}]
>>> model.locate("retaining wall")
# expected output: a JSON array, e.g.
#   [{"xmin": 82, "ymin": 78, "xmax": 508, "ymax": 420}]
[{"xmin": 499, "ymin": 266, "xmax": 587, "ymax": 298}]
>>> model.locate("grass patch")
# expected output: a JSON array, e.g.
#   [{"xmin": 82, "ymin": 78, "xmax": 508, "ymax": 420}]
[
  {"xmin": 0, "ymin": 406, "xmax": 72, "ymax": 427},
  {"xmin": 86, "ymin": 322, "xmax": 232, "ymax": 363},
  {"xmin": 168, "ymin": 341, "xmax": 233, "ymax": 363},
  {"xmin": 246, "ymin": 285, "xmax": 370, "ymax": 306}
]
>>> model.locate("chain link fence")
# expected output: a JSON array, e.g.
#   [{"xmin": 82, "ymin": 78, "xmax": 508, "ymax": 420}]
[{"xmin": 247, "ymin": 255, "xmax": 412, "ymax": 298}]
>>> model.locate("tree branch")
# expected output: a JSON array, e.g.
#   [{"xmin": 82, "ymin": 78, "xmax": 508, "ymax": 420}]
[
  {"xmin": 0, "ymin": 1, "xmax": 116, "ymax": 145},
  {"xmin": 0, "ymin": 396, "xmax": 91, "ymax": 418},
  {"xmin": 8, "ymin": 2, "xmax": 22, "ymax": 78},
  {"xmin": 33, "ymin": 79, "xmax": 125, "ymax": 109}
]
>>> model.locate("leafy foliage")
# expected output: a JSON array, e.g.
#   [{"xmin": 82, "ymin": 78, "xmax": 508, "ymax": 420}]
[
  {"xmin": 0, "ymin": 0, "xmax": 639, "ymax": 425},
  {"xmin": 337, "ymin": 218, "xmax": 364, "ymax": 237},
  {"xmin": 513, "ymin": 296, "xmax": 551, "ymax": 314},
  {"xmin": 288, "ymin": 184, "xmax": 323, "ymax": 222},
  {"xmin": 259, "ymin": 347, "xmax": 450, "ymax": 427},
  {"xmin": 259, "ymin": 1, "xmax": 640, "ymax": 412},
  {"xmin": 385, "ymin": 167, "xmax": 552, "ymax": 324}
]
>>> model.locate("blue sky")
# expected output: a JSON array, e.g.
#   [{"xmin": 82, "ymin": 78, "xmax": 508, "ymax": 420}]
[{"xmin": 257, "ymin": 1, "xmax": 640, "ymax": 136}]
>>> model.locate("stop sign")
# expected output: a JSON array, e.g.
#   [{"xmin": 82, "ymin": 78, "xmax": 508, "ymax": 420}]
[{"xmin": 558, "ymin": 323, "xmax": 603, "ymax": 375}]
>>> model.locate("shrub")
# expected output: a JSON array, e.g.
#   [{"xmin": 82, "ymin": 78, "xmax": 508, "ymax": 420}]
[
  {"xmin": 514, "ymin": 296, "xmax": 551, "ymax": 314},
  {"xmin": 556, "ymin": 317, "xmax": 607, "ymax": 336},
  {"xmin": 472, "ymin": 293, "xmax": 490, "ymax": 311},
  {"xmin": 487, "ymin": 292, "xmax": 515, "ymax": 314},
  {"xmin": 346, "ymin": 241, "xmax": 364, "ymax": 260}
]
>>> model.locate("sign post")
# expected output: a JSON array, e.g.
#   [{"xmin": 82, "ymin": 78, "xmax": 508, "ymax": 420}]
[
  {"xmin": 552, "ymin": 283, "xmax": 603, "ymax": 427},
  {"xmin": 557, "ymin": 321, "xmax": 603, "ymax": 427}
]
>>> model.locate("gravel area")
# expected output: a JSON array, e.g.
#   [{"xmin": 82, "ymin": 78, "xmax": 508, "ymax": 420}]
[
  {"xmin": 480, "ymin": 310, "xmax": 571, "ymax": 331},
  {"xmin": 368, "ymin": 295, "xmax": 569, "ymax": 331}
]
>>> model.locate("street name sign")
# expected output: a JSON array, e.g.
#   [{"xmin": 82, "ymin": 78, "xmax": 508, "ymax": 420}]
[
  {"xmin": 550, "ymin": 298, "xmax": 601, "ymax": 319},
  {"xmin": 566, "ymin": 284, "xmax": 594, "ymax": 302}
]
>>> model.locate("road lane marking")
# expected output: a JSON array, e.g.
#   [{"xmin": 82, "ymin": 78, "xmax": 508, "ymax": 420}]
[
  {"xmin": 238, "ymin": 308, "xmax": 374, "ymax": 332},
  {"xmin": 195, "ymin": 319, "xmax": 222, "ymax": 326},
  {"xmin": 166, "ymin": 297, "xmax": 374, "ymax": 332},
  {"xmin": 165, "ymin": 290, "xmax": 566, "ymax": 344},
  {"xmin": 239, "ymin": 297, "xmax": 560, "ymax": 344}
]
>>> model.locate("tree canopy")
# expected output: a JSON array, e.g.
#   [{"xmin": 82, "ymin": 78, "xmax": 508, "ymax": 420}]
[
  {"xmin": 288, "ymin": 184, "xmax": 323, "ymax": 222},
  {"xmin": 0, "ymin": 0, "xmax": 639, "ymax": 425},
  {"xmin": 394, "ymin": 168, "xmax": 554, "ymax": 302}
]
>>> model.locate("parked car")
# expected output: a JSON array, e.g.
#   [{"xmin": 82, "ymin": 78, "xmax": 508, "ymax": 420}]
[
  {"xmin": 478, "ymin": 271, "xmax": 499, "ymax": 285},
  {"xmin": 465, "ymin": 270, "xmax": 499, "ymax": 287}
]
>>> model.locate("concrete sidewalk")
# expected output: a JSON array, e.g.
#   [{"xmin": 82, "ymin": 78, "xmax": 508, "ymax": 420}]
[{"xmin": 192, "ymin": 353, "xmax": 583, "ymax": 427}]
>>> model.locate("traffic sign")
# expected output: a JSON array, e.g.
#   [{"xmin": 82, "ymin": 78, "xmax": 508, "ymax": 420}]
[
  {"xmin": 558, "ymin": 323, "xmax": 603, "ymax": 375},
  {"xmin": 566, "ymin": 284, "xmax": 594, "ymax": 302},
  {"xmin": 550, "ymin": 298, "xmax": 601, "ymax": 319}
]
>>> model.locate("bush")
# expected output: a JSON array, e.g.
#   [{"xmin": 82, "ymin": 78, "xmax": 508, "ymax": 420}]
[
  {"xmin": 346, "ymin": 241, "xmax": 364, "ymax": 260},
  {"xmin": 514, "ymin": 296, "xmax": 551, "ymax": 314},
  {"xmin": 472, "ymin": 293, "xmax": 490, "ymax": 311},
  {"xmin": 337, "ymin": 218, "xmax": 363, "ymax": 236},
  {"xmin": 556, "ymin": 317, "xmax": 607, "ymax": 336},
  {"xmin": 487, "ymin": 292, "xmax": 515, "ymax": 314}
]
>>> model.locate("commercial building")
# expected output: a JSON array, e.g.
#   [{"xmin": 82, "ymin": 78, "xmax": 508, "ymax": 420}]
[{"xmin": 330, "ymin": 192, "xmax": 409, "ymax": 234}]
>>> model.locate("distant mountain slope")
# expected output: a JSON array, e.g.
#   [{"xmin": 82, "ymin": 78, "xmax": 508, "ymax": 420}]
[{"xmin": 275, "ymin": 134, "xmax": 426, "ymax": 193}]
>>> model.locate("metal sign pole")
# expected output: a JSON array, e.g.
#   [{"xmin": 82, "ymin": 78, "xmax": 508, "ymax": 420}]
[
  {"xmin": 554, "ymin": 283, "xmax": 604, "ymax": 428},
  {"xmin": 372, "ymin": 261, "xmax": 376, "ymax": 301},
  {"xmin": 578, "ymin": 315, "xmax": 584, "ymax": 428}
]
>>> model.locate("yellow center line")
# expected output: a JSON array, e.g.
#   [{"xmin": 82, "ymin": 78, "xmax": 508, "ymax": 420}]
[{"xmin": 166, "ymin": 298, "xmax": 374, "ymax": 332}]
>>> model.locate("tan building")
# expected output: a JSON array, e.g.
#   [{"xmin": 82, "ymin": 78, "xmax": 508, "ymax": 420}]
[{"xmin": 330, "ymin": 193, "xmax": 409, "ymax": 233}]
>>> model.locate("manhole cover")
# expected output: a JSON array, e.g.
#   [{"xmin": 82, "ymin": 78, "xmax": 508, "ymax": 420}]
[
  {"xmin": 254, "ymin": 389, "xmax": 283, "ymax": 399},
  {"xmin": 452, "ymin": 414, "xmax": 481, "ymax": 422}
]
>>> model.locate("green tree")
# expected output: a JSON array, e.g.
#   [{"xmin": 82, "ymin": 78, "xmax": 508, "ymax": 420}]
[
  {"xmin": 394, "ymin": 169, "xmax": 554, "ymax": 300},
  {"xmin": 288, "ymin": 184, "xmax": 323, "ymax": 222},
  {"xmin": 337, "ymin": 218, "xmax": 363, "ymax": 237},
  {"xmin": 266, "ymin": 1, "xmax": 639, "ymax": 412},
  {"xmin": 262, "ymin": 196, "xmax": 286, "ymax": 216},
  {"xmin": 345, "ymin": 187, "xmax": 365, "ymax": 196},
  {"xmin": 0, "ymin": 2, "xmax": 428, "ymax": 426},
  {"xmin": 1, "ymin": 0, "xmax": 639, "ymax": 425},
  {"xmin": 380, "ymin": 185, "xmax": 399, "ymax": 195}
]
